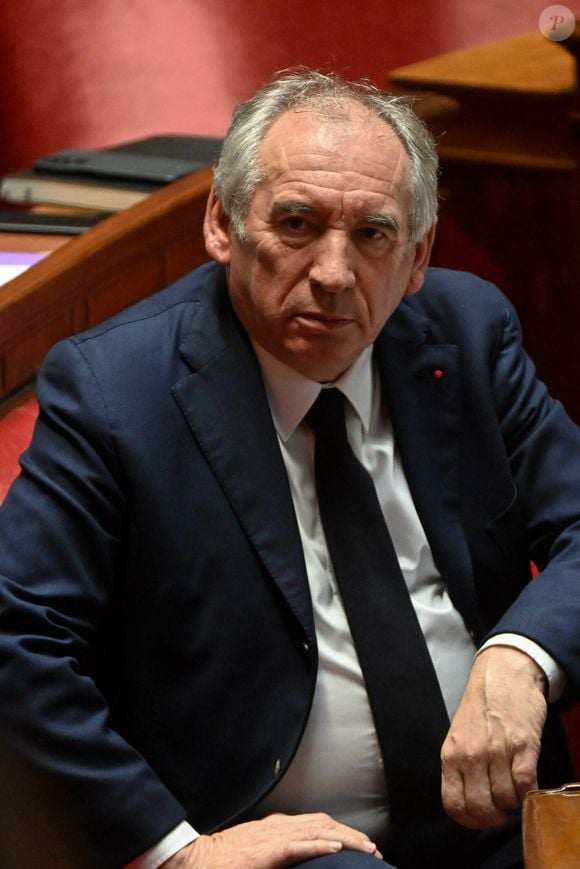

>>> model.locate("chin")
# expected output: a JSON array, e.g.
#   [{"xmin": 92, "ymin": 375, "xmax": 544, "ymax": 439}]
[
  {"xmin": 295, "ymin": 359, "xmax": 350, "ymax": 383},
  {"xmin": 281, "ymin": 339, "xmax": 358, "ymax": 382}
]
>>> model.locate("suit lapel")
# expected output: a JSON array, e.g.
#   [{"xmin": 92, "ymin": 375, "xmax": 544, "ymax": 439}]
[
  {"xmin": 170, "ymin": 266, "xmax": 483, "ymax": 643},
  {"xmin": 171, "ymin": 269, "xmax": 315, "ymax": 644},
  {"xmin": 376, "ymin": 307, "xmax": 484, "ymax": 639}
]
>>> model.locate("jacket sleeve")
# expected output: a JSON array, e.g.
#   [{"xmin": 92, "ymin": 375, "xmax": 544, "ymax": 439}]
[
  {"xmin": 484, "ymin": 293, "xmax": 580, "ymax": 697},
  {"xmin": 0, "ymin": 338, "xmax": 186, "ymax": 869}
]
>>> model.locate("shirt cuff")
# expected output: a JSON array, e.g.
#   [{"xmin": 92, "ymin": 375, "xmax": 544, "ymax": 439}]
[
  {"xmin": 124, "ymin": 821, "xmax": 199, "ymax": 869},
  {"xmin": 478, "ymin": 633, "xmax": 566, "ymax": 702}
]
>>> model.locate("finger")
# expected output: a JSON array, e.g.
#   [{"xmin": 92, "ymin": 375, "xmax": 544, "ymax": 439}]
[
  {"xmin": 189, "ymin": 832, "xmax": 348, "ymax": 869},
  {"xmin": 442, "ymin": 747, "xmax": 511, "ymax": 830},
  {"xmin": 264, "ymin": 813, "xmax": 382, "ymax": 861},
  {"xmin": 488, "ymin": 755, "xmax": 520, "ymax": 813},
  {"xmin": 441, "ymin": 758, "xmax": 471, "ymax": 826},
  {"xmin": 486, "ymin": 729, "xmax": 524, "ymax": 814},
  {"xmin": 463, "ymin": 741, "xmax": 514, "ymax": 828},
  {"xmin": 489, "ymin": 733, "xmax": 539, "ymax": 809},
  {"xmin": 511, "ymin": 745, "xmax": 539, "ymax": 802},
  {"xmin": 294, "ymin": 813, "xmax": 382, "ymax": 856},
  {"xmin": 457, "ymin": 775, "xmax": 512, "ymax": 830},
  {"xmin": 275, "ymin": 838, "xmax": 345, "ymax": 866},
  {"xmin": 278, "ymin": 839, "xmax": 382, "ymax": 865}
]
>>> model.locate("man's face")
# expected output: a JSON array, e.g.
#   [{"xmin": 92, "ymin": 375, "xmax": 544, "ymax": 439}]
[{"xmin": 205, "ymin": 102, "xmax": 434, "ymax": 381}]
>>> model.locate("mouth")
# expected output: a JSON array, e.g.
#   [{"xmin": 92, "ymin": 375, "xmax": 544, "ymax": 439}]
[{"xmin": 294, "ymin": 312, "xmax": 354, "ymax": 331}]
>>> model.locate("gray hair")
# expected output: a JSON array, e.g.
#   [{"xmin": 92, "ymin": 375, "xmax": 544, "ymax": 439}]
[{"xmin": 213, "ymin": 69, "xmax": 439, "ymax": 244}]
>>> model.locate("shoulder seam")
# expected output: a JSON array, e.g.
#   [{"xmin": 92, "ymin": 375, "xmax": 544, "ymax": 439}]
[{"xmin": 73, "ymin": 299, "xmax": 199, "ymax": 347}]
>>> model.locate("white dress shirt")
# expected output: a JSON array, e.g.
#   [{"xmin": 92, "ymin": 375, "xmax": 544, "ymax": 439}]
[
  {"xmin": 130, "ymin": 343, "xmax": 564, "ymax": 867},
  {"xmin": 250, "ymin": 343, "xmax": 477, "ymax": 841}
]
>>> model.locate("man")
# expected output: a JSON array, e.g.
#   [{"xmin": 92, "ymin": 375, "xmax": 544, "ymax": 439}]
[{"xmin": 0, "ymin": 70, "xmax": 579, "ymax": 869}]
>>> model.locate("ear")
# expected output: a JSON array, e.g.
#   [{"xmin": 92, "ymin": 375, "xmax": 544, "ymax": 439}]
[
  {"xmin": 203, "ymin": 185, "xmax": 233, "ymax": 265},
  {"xmin": 404, "ymin": 225, "xmax": 436, "ymax": 296}
]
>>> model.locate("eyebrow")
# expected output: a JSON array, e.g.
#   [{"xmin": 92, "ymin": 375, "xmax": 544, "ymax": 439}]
[
  {"xmin": 363, "ymin": 214, "xmax": 400, "ymax": 235},
  {"xmin": 270, "ymin": 201, "xmax": 315, "ymax": 217},
  {"xmin": 270, "ymin": 201, "xmax": 401, "ymax": 235}
]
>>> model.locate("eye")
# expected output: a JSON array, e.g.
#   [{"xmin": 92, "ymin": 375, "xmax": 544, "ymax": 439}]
[
  {"xmin": 276, "ymin": 214, "xmax": 317, "ymax": 246},
  {"xmin": 283, "ymin": 215, "xmax": 309, "ymax": 232},
  {"xmin": 358, "ymin": 226, "xmax": 387, "ymax": 242}
]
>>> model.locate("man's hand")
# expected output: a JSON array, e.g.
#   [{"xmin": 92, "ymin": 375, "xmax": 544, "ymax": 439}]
[
  {"xmin": 441, "ymin": 645, "xmax": 547, "ymax": 830},
  {"xmin": 162, "ymin": 813, "xmax": 383, "ymax": 868}
]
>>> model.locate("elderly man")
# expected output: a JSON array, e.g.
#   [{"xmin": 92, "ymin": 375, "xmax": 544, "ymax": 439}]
[{"xmin": 0, "ymin": 70, "xmax": 579, "ymax": 869}]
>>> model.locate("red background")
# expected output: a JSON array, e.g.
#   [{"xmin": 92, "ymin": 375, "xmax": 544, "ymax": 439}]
[{"xmin": 1, "ymin": 0, "xmax": 573, "ymax": 174}]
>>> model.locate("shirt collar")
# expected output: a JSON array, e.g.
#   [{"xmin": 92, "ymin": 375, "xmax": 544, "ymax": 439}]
[{"xmin": 252, "ymin": 342, "xmax": 375, "ymax": 442}]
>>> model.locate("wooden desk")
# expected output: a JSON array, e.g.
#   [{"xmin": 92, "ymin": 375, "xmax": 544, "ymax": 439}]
[
  {"xmin": 390, "ymin": 28, "xmax": 580, "ymax": 421},
  {"xmin": 390, "ymin": 32, "xmax": 579, "ymax": 168},
  {"xmin": 0, "ymin": 233, "xmax": 70, "ymax": 255},
  {"xmin": 0, "ymin": 168, "xmax": 213, "ymax": 402}
]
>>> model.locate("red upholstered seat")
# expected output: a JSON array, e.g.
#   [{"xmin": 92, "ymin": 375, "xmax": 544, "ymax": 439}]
[{"xmin": 0, "ymin": 396, "xmax": 39, "ymax": 503}]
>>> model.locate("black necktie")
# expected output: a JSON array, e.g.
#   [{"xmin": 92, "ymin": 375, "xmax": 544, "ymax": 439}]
[{"xmin": 307, "ymin": 387, "xmax": 474, "ymax": 867}]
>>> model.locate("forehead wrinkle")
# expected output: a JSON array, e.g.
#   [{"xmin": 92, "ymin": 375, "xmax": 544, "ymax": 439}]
[
  {"xmin": 255, "ymin": 112, "xmax": 412, "ymax": 233},
  {"xmin": 261, "ymin": 122, "xmax": 409, "ymax": 188},
  {"xmin": 260, "ymin": 103, "xmax": 408, "ymax": 173},
  {"xmin": 266, "ymin": 159, "xmax": 404, "ymax": 189}
]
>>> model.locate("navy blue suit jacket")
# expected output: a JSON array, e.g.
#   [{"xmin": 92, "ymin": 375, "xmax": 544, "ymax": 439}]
[{"xmin": 1, "ymin": 262, "xmax": 579, "ymax": 867}]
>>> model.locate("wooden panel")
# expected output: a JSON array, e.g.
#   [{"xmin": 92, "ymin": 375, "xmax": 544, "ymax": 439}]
[
  {"xmin": 435, "ymin": 163, "xmax": 580, "ymax": 418},
  {"xmin": 87, "ymin": 253, "xmax": 164, "ymax": 324},
  {"xmin": 390, "ymin": 28, "xmax": 580, "ymax": 421},
  {"xmin": 3, "ymin": 310, "xmax": 76, "ymax": 394}
]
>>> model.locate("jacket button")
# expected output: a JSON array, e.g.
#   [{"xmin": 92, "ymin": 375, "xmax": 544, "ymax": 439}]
[{"xmin": 273, "ymin": 758, "xmax": 282, "ymax": 777}]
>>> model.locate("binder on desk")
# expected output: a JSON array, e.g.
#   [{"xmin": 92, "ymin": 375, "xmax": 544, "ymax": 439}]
[
  {"xmin": 0, "ymin": 135, "xmax": 223, "ymax": 212},
  {"xmin": 0, "ymin": 170, "xmax": 160, "ymax": 211},
  {"xmin": 0, "ymin": 209, "xmax": 111, "ymax": 235}
]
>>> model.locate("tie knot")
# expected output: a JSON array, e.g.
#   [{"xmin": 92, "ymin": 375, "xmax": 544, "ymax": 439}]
[{"xmin": 306, "ymin": 388, "xmax": 348, "ymax": 444}]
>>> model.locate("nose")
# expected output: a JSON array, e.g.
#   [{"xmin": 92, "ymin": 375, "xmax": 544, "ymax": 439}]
[{"xmin": 308, "ymin": 231, "xmax": 355, "ymax": 294}]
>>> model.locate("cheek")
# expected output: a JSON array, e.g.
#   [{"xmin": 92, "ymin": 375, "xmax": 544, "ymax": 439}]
[
  {"xmin": 253, "ymin": 237, "xmax": 284, "ymax": 269},
  {"xmin": 255, "ymin": 239, "xmax": 311, "ymax": 279},
  {"xmin": 231, "ymin": 280, "xmax": 286, "ymax": 335},
  {"xmin": 361, "ymin": 275, "xmax": 408, "ymax": 329}
]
